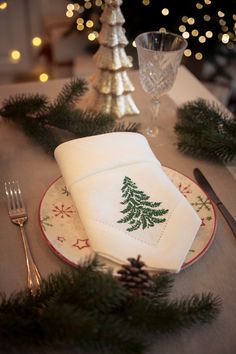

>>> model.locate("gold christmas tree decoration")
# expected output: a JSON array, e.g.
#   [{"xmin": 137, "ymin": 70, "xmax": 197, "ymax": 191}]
[{"xmin": 87, "ymin": 0, "xmax": 140, "ymax": 119}]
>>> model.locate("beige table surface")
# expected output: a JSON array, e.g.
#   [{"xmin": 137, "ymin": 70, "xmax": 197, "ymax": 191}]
[{"xmin": 0, "ymin": 67, "xmax": 236, "ymax": 354}]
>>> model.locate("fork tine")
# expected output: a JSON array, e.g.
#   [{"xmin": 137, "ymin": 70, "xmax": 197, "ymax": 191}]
[
  {"xmin": 4, "ymin": 182, "xmax": 12, "ymax": 211},
  {"xmin": 6, "ymin": 182, "xmax": 17, "ymax": 210},
  {"xmin": 12, "ymin": 181, "xmax": 22, "ymax": 210},
  {"xmin": 15, "ymin": 181, "xmax": 25, "ymax": 209},
  {"xmin": 9, "ymin": 181, "xmax": 18, "ymax": 210}
]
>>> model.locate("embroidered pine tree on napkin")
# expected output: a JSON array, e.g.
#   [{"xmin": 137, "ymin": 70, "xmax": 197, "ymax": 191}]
[{"xmin": 117, "ymin": 176, "xmax": 169, "ymax": 232}]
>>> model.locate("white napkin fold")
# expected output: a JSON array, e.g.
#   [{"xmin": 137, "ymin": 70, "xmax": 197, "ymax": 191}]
[{"xmin": 54, "ymin": 132, "xmax": 201, "ymax": 272}]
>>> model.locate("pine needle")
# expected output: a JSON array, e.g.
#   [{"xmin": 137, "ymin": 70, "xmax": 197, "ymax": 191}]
[
  {"xmin": 0, "ymin": 78, "xmax": 141, "ymax": 156},
  {"xmin": 0, "ymin": 259, "xmax": 221, "ymax": 353},
  {"xmin": 0, "ymin": 94, "xmax": 48, "ymax": 119},
  {"xmin": 54, "ymin": 78, "xmax": 88, "ymax": 107},
  {"xmin": 175, "ymin": 98, "xmax": 236, "ymax": 162}
]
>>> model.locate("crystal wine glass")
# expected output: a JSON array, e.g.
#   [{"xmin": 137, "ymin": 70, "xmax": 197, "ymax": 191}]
[{"xmin": 135, "ymin": 31, "xmax": 187, "ymax": 137}]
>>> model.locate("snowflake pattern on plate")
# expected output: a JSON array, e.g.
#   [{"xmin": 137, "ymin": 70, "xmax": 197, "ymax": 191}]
[{"xmin": 39, "ymin": 168, "xmax": 216, "ymax": 270}]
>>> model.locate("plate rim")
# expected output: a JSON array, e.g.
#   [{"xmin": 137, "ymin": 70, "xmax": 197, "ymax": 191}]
[{"xmin": 38, "ymin": 166, "xmax": 217, "ymax": 270}]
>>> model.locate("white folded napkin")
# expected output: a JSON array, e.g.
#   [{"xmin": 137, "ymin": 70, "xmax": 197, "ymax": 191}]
[{"xmin": 54, "ymin": 132, "xmax": 201, "ymax": 272}]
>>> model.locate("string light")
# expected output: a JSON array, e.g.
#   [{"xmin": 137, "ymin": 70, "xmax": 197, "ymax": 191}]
[
  {"xmin": 205, "ymin": 30, "xmax": 213, "ymax": 38},
  {"xmin": 0, "ymin": 2, "xmax": 7, "ymax": 10},
  {"xmin": 221, "ymin": 33, "xmax": 230, "ymax": 43},
  {"xmin": 161, "ymin": 8, "xmax": 169, "ymax": 16},
  {"xmin": 84, "ymin": 1, "xmax": 92, "ymax": 9},
  {"xmin": 218, "ymin": 11, "xmax": 225, "ymax": 18},
  {"xmin": 182, "ymin": 31, "xmax": 190, "ymax": 39},
  {"xmin": 219, "ymin": 19, "xmax": 226, "ymax": 26},
  {"xmin": 179, "ymin": 25, "xmax": 186, "ymax": 32},
  {"xmin": 39, "ymin": 73, "xmax": 49, "ymax": 83},
  {"xmin": 222, "ymin": 26, "xmax": 229, "ymax": 32},
  {"xmin": 187, "ymin": 17, "xmax": 195, "ymax": 25},
  {"xmin": 86, "ymin": 20, "xmax": 94, "ymax": 28},
  {"xmin": 67, "ymin": 4, "xmax": 74, "ymax": 11},
  {"xmin": 181, "ymin": 16, "xmax": 188, "ymax": 23},
  {"xmin": 77, "ymin": 23, "xmax": 84, "ymax": 31},
  {"xmin": 196, "ymin": 3, "xmax": 203, "ymax": 9},
  {"xmin": 2, "ymin": 0, "xmax": 236, "ymax": 84},
  {"xmin": 88, "ymin": 32, "xmax": 96, "ymax": 41},
  {"xmin": 184, "ymin": 49, "xmax": 192, "ymax": 57},
  {"xmin": 199, "ymin": 35, "xmax": 206, "ymax": 43},
  {"xmin": 77, "ymin": 17, "xmax": 84, "ymax": 24},
  {"xmin": 203, "ymin": 14, "xmax": 211, "ymax": 21},
  {"xmin": 11, "ymin": 50, "xmax": 21, "ymax": 61},
  {"xmin": 191, "ymin": 29, "xmax": 199, "ymax": 36},
  {"xmin": 73, "ymin": 3, "xmax": 80, "ymax": 11},
  {"xmin": 95, "ymin": 0, "xmax": 102, "ymax": 6},
  {"xmin": 195, "ymin": 52, "xmax": 203, "ymax": 60},
  {"xmin": 32, "ymin": 37, "xmax": 42, "ymax": 47},
  {"xmin": 62, "ymin": 1, "xmax": 235, "ymax": 61},
  {"xmin": 66, "ymin": 10, "xmax": 73, "ymax": 17}
]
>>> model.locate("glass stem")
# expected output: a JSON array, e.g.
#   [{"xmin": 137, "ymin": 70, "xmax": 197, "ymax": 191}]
[
  {"xmin": 151, "ymin": 98, "xmax": 160, "ymax": 119},
  {"xmin": 146, "ymin": 98, "xmax": 160, "ymax": 137}
]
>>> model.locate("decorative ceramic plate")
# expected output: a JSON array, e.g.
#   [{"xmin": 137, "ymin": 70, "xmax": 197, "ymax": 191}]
[{"xmin": 38, "ymin": 167, "xmax": 216, "ymax": 271}]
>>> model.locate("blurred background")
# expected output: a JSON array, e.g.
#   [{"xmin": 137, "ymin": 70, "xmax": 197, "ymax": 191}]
[{"xmin": 0, "ymin": 0, "xmax": 235, "ymax": 112}]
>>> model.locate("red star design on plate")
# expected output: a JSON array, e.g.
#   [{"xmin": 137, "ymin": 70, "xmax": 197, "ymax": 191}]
[
  {"xmin": 72, "ymin": 238, "xmax": 90, "ymax": 250},
  {"xmin": 178, "ymin": 182, "xmax": 192, "ymax": 198},
  {"xmin": 57, "ymin": 236, "xmax": 66, "ymax": 243},
  {"xmin": 201, "ymin": 218, "xmax": 206, "ymax": 226}
]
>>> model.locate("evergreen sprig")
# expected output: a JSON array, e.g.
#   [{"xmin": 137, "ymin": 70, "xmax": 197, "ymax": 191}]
[
  {"xmin": 0, "ymin": 257, "xmax": 221, "ymax": 354},
  {"xmin": 175, "ymin": 98, "xmax": 236, "ymax": 162},
  {"xmin": 0, "ymin": 78, "xmax": 140, "ymax": 156}
]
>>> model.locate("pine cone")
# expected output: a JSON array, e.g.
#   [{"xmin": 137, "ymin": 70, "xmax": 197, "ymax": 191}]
[{"xmin": 117, "ymin": 255, "xmax": 155, "ymax": 297}]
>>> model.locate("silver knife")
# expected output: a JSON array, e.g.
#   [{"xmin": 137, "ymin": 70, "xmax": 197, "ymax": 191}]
[{"xmin": 193, "ymin": 168, "xmax": 236, "ymax": 238}]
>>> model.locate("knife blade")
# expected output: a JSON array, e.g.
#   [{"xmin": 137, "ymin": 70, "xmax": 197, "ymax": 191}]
[{"xmin": 193, "ymin": 168, "xmax": 236, "ymax": 238}]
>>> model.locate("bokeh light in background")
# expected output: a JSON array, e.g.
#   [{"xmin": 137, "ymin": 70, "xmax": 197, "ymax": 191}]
[
  {"xmin": 39, "ymin": 73, "xmax": 49, "ymax": 83},
  {"xmin": 63, "ymin": 0, "xmax": 235, "ymax": 63},
  {"xmin": 32, "ymin": 37, "xmax": 42, "ymax": 47},
  {"xmin": 0, "ymin": 1, "xmax": 7, "ymax": 10},
  {"xmin": 0, "ymin": 0, "xmax": 235, "ymax": 85},
  {"xmin": 11, "ymin": 50, "xmax": 21, "ymax": 61}
]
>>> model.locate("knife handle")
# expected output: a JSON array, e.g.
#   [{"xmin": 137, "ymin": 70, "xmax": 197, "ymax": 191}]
[{"xmin": 217, "ymin": 202, "xmax": 236, "ymax": 237}]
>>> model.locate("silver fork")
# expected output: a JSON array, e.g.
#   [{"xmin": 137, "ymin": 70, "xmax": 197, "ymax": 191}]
[{"xmin": 5, "ymin": 181, "xmax": 41, "ymax": 294}]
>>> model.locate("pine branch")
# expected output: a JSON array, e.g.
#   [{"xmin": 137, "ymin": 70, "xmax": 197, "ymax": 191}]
[
  {"xmin": 123, "ymin": 292, "xmax": 221, "ymax": 335},
  {"xmin": 0, "ymin": 94, "xmax": 48, "ymax": 120},
  {"xmin": 0, "ymin": 257, "xmax": 221, "ymax": 353},
  {"xmin": 154, "ymin": 293, "xmax": 222, "ymax": 333},
  {"xmin": 53, "ymin": 78, "xmax": 88, "ymax": 108},
  {"xmin": 175, "ymin": 98, "xmax": 236, "ymax": 162},
  {"xmin": 63, "ymin": 109, "xmax": 116, "ymax": 137},
  {"xmin": 41, "ymin": 107, "xmax": 139, "ymax": 138},
  {"xmin": 52, "ymin": 268, "xmax": 129, "ymax": 313},
  {"xmin": 150, "ymin": 273, "xmax": 174, "ymax": 302},
  {"xmin": 0, "ymin": 78, "xmax": 140, "ymax": 157}
]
